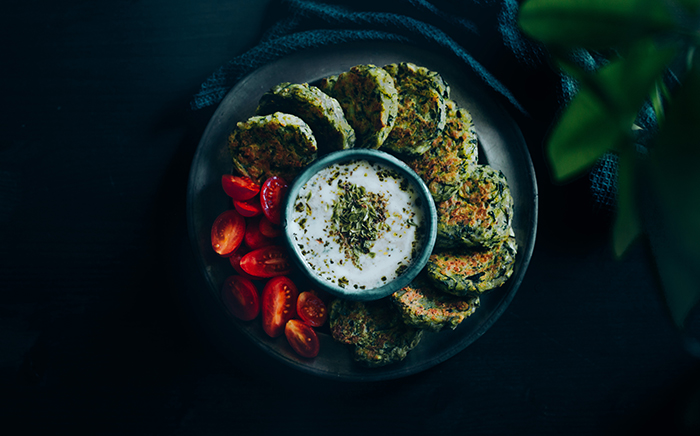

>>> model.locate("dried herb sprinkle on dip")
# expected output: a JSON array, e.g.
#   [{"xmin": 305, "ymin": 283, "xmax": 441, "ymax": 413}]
[
  {"xmin": 289, "ymin": 159, "xmax": 426, "ymax": 290},
  {"xmin": 329, "ymin": 181, "xmax": 389, "ymax": 269}
]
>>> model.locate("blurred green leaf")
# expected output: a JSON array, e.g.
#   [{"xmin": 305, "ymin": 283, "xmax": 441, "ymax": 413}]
[
  {"xmin": 547, "ymin": 40, "xmax": 676, "ymax": 180},
  {"xmin": 607, "ymin": 41, "xmax": 678, "ymax": 111},
  {"xmin": 518, "ymin": 0, "xmax": 678, "ymax": 49},
  {"xmin": 547, "ymin": 87, "xmax": 627, "ymax": 180},
  {"xmin": 650, "ymin": 79, "xmax": 668, "ymax": 125},
  {"xmin": 647, "ymin": 61, "xmax": 700, "ymax": 327},
  {"xmin": 613, "ymin": 144, "xmax": 642, "ymax": 257}
]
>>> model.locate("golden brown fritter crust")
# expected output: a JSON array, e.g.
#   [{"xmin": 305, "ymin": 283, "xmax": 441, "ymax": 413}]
[
  {"xmin": 322, "ymin": 64, "xmax": 398, "ymax": 149},
  {"xmin": 406, "ymin": 99, "xmax": 478, "ymax": 202},
  {"xmin": 380, "ymin": 62, "xmax": 449, "ymax": 156},
  {"xmin": 435, "ymin": 164, "xmax": 514, "ymax": 249},
  {"xmin": 256, "ymin": 82, "xmax": 355, "ymax": 152},
  {"xmin": 427, "ymin": 237, "xmax": 517, "ymax": 296},
  {"xmin": 390, "ymin": 276, "xmax": 479, "ymax": 331},
  {"xmin": 329, "ymin": 298, "xmax": 422, "ymax": 367},
  {"xmin": 227, "ymin": 112, "xmax": 318, "ymax": 184}
]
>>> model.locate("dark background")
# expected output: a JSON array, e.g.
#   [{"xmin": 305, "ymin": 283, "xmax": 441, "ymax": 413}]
[{"xmin": 2, "ymin": 0, "xmax": 698, "ymax": 434}]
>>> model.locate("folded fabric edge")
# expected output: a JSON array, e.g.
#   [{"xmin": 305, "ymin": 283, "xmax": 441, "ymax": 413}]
[{"xmin": 190, "ymin": 29, "xmax": 410, "ymax": 111}]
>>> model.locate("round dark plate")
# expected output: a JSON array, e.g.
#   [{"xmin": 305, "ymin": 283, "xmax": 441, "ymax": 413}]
[{"xmin": 186, "ymin": 42, "xmax": 538, "ymax": 381}]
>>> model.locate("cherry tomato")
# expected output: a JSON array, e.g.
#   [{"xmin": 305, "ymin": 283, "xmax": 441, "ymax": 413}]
[
  {"xmin": 222, "ymin": 275, "xmax": 260, "ymax": 321},
  {"xmin": 261, "ymin": 276, "xmax": 298, "ymax": 338},
  {"xmin": 244, "ymin": 217, "xmax": 274, "ymax": 250},
  {"xmin": 211, "ymin": 209, "xmax": 245, "ymax": 256},
  {"xmin": 222, "ymin": 175, "xmax": 260, "ymax": 201},
  {"xmin": 234, "ymin": 196, "xmax": 263, "ymax": 218},
  {"xmin": 296, "ymin": 291, "xmax": 328, "ymax": 327},
  {"xmin": 285, "ymin": 319, "xmax": 320, "ymax": 358},
  {"xmin": 260, "ymin": 176, "xmax": 288, "ymax": 225},
  {"xmin": 239, "ymin": 245, "xmax": 291, "ymax": 278},
  {"xmin": 229, "ymin": 246, "xmax": 259, "ymax": 281},
  {"xmin": 259, "ymin": 215, "xmax": 282, "ymax": 238}
]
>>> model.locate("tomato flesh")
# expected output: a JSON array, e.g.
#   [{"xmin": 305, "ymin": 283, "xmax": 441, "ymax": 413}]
[
  {"xmin": 261, "ymin": 276, "xmax": 298, "ymax": 338},
  {"xmin": 239, "ymin": 245, "xmax": 291, "ymax": 278},
  {"xmin": 228, "ymin": 246, "xmax": 259, "ymax": 281},
  {"xmin": 222, "ymin": 175, "xmax": 260, "ymax": 201},
  {"xmin": 211, "ymin": 209, "xmax": 246, "ymax": 256},
  {"xmin": 244, "ymin": 217, "xmax": 274, "ymax": 250},
  {"xmin": 222, "ymin": 275, "xmax": 260, "ymax": 321},
  {"xmin": 296, "ymin": 291, "xmax": 328, "ymax": 327},
  {"xmin": 261, "ymin": 176, "xmax": 288, "ymax": 225},
  {"xmin": 234, "ymin": 196, "xmax": 263, "ymax": 218},
  {"xmin": 259, "ymin": 215, "xmax": 282, "ymax": 238},
  {"xmin": 285, "ymin": 319, "xmax": 320, "ymax": 358}
]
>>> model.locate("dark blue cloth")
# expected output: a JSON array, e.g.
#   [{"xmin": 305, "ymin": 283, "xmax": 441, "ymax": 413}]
[
  {"xmin": 191, "ymin": 0, "xmax": 618, "ymax": 209},
  {"xmin": 191, "ymin": 0, "xmax": 544, "ymax": 114}
]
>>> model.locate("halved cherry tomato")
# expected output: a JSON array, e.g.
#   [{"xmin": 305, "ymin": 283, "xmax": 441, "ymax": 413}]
[
  {"xmin": 260, "ymin": 176, "xmax": 288, "ymax": 225},
  {"xmin": 244, "ymin": 217, "xmax": 274, "ymax": 250},
  {"xmin": 222, "ymin": 175, "xmax": 260, "ymax": 201},
  {"xmin": 239, "ymin": 245, "xmax": 291, "ymax": 278},
  {"xmin": 261, "ymin": 276, "xmax": 298, "ymax": 338},
  {"xmin": 211, "ymin": 209, "xmax": 245, "ymax": 256},
  {"xmin": 221, "ymin": 275, "xmax": 260, "ymax": 321},
  {"xmin": 229, "ymin": 246, "xmax": 259, "ymax": 281},
  {"xmin": 234, "ymin": 196, "xmax": 263, "ymax": 218},
  {"xmin": 296, "ymin": 291, "xmax": 328, "ymax": 327},
  {"xmin": 285, "ymin": 319, "xmax": 320, "ymax": 358},
  {"xmin": 259, "ymin": 215, "xmax": 282, "ymax": 238}
]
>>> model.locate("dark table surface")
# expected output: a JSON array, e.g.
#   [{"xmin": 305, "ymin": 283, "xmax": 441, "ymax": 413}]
[{"xmin": 3, "ymin": 1, "xmax": 699, "ymax": 435}]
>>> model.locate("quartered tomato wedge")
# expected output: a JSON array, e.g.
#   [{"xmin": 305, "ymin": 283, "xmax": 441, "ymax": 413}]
[
  {"xmin": 222, "ymin": 175, "xmax": 260, "ymax": 201},
  {"xmin": 239, "ymin": 245, "xmax": 291, "ymax": 278},
  {"xmin": 244, "ymin": 217, "xmax": 274, "ymax": 250},
  {"xmin": 260, "ymin": 176, "xmax": 288, "ymax": 225},
  {"xmin": 296, "ymin": 291, "xmax": 328, "ymax": 327},
  {"xmin": 285, "ymin": 319, "xmax": 320, "ymax": 358},
  {"xmin": 261, "ymin": 276, "xmax": 298, "ymax": 338},
  {"xmin": 221, "ymin": 275, "xmax": 260, "ymax": 321},
  {"xmin": 234, "ymin": 196, "xmax": 263, "ymax": 218},
  {"xmin": 211, "ymin": 209, "xmax": 245, "ymax": 256},
  {"xmin": 259, "ymin": 215, "xmax": 282, "ymax": 238}
]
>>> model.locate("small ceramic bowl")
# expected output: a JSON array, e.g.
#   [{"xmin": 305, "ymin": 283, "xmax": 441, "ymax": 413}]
[{"xmin": 282, "ymin": 149, "xmax": 437, "ymax": 301}]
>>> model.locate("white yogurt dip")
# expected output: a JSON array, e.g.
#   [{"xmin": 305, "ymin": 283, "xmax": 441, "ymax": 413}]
[{"xmin": 288, "ymin": 159, "xmax": 425, "ymax": 290}]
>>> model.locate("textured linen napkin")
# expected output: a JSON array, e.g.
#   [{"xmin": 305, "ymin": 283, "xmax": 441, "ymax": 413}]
[{"xmin": 191, "ymin": 0, "xmax": 618, "ymax": 209}]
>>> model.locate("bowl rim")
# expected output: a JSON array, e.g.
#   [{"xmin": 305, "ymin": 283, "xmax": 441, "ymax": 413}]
[{"xmin": 282, "ymin": 148, "xmax": 437, "ymax": 301}]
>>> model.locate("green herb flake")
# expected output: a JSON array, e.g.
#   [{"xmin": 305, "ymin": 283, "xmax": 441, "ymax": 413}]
[
  {"xmin": 395, "ymin": 265, "xmax": 408, "ymax": 277},
  {"xmin": 328, "ymin": 181, "xmax": 390, "ymax": 269}
]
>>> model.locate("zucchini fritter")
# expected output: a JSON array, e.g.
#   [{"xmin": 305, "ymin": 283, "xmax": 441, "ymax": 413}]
[
  {"xmin": 406, "ymin": 99, "xmax": 478, "ymax": 202},
  {"xmin": 435, "ymin": 164, "xmax": 514, "ymax": 249},
  {"xmin": 227, "ymin": 112, "xmax": 318, "ymax": 184},
  {"xmin": 256, "ymin": 82, "xmax": 356, "ymax": 152},
  {"xmin": 329, "ymin": 298, "xmax": 422, "ymax": 367},
  {"xmin": 427, "ymin": 237, "xmax": 517, "ymax": 297},
  {"xmin": 351, "ymin": 324, "xmax": 423, "ymax": 368},
  {"xmin": 317, "ymin": 75, "xmax": 337, "ymax": 95},
  {"xmin": 381, "ymin": 62, "xmax": 449, "ymax": 156},
  {"xmin": 322, "ymin": 64, "xmax": 398, "ymax": 149},
  {"xmin": 390, "ymin": 276, "xmax": 480, "ymax": 332}
]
